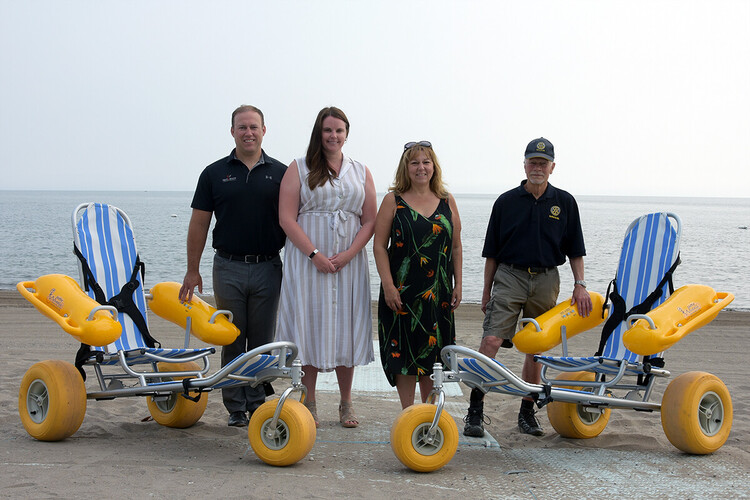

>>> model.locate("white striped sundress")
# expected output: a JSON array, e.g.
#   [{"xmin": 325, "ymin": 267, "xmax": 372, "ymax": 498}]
[{"xmin": 275, "ymin": 156, "xmax": 374, "ymax": 370}]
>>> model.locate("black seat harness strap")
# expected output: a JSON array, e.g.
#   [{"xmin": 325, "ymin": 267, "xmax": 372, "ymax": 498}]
[
  {"xmin": 181, "ymin": 378, "xmax": 202, "ymax": 402},
  {"xmin": 73, "ymin": 244, "xmax": 160, "ymax": 379},
  {"xmin": 595, "ymin": 253, "xmax": 681, "ymax": 357}
]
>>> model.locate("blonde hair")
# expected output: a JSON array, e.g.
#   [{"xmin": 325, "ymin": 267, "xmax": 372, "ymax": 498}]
[{"xmin": 389, "ymin": 144, "xmax": 449, "ymax": 198}]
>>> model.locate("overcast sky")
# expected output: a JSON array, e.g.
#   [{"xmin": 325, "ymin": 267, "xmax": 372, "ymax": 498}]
[{"xmin": 2, "ymin": 0, "xmax": 748, "ymax": 198}]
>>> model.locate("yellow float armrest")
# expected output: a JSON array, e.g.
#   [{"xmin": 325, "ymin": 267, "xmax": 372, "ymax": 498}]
[
  {"xmin": 17, "ymin": 275, "xmax": 122, "ymax": 346},
  {"xmin": 148, "ymin": 282, "xmax": 240, "ymax": 346}
]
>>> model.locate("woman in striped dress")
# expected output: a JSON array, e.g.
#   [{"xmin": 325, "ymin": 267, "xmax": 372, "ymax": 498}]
[{"xmin": 276, "ymin": 107, "xmax": 376, "ymax": 428}]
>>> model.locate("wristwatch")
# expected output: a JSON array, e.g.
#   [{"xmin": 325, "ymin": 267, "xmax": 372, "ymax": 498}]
[
  {"xmin": 574, "ymin": 280, "xmax": 587, "ymax": 288},
  {"xmin": 309, "ymin": 248, "xmax": 319, "ymax": 260}
]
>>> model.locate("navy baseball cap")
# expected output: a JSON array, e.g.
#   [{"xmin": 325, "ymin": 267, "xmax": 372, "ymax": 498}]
[{"xmin": 524, "ymin": 137, "xmax": 554, "ymax": 161}]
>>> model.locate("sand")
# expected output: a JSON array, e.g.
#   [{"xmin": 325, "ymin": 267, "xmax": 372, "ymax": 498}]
[{"xmin": 1, "ymin": 289, "xmax": 748, "ymax": 498}]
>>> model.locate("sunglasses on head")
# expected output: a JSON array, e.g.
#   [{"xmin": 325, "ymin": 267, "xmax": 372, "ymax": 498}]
[{"xmin": 404, "ymin": 141, "xmax": 432, "ymax": 151}]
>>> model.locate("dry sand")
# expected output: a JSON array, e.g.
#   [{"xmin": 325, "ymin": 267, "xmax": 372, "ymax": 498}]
[{"xmin": 1, "ymin": 289, "xmax": 748, "ymax": 499}]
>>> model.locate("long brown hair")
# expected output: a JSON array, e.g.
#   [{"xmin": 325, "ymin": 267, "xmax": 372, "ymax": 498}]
[
  {"xmin": 390, "ymin": 144, "xmax": 449, "ymax": 198},
  {"xmin": 306, "ymin": 106, "xmax": 350, "ymax": 189}
]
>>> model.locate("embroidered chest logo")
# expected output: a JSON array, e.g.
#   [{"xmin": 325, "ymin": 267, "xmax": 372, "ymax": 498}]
[
  {"xmin": 549, "ymin": 205, "xmax": 561, "ymax": 220},
  {"xmin": 265, "ymin": 175, "xmax": 273, "ymax": 180},
  {"xmin": 222, "ymin": 174, "xmax": 237, "ymax": 183}
]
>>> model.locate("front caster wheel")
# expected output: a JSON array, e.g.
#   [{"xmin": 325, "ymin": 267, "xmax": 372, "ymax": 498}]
[
  {"xmin": 248, "ymin": 399, "xmax": 316, "ymax": 466},
  {"xmin": 390, "ymin": 403, "xmax": 458, "ymax": 472}
]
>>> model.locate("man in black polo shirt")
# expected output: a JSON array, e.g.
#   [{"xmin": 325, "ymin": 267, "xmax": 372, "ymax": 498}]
[
  {"xmin": 179, "ymin": 104, "xmax": 287, "ymax": 427},
  {"xmin": 463, "ymin": 137, "xmax": 592, "ymax": 437}
]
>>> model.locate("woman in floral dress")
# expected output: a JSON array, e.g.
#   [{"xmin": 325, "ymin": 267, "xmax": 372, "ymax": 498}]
[{"xmin": 373, "ymin": 141, "xmax": 462, "ymax": 409}]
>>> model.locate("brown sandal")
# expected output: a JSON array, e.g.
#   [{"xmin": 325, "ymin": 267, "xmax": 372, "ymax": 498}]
[
  {"xmin": 339, "ymin": 401, "xmax": 359, "ymax": 428},
  {"xmin": 305, "ymin": 400, "xmax": 320, "ymax": 428}
]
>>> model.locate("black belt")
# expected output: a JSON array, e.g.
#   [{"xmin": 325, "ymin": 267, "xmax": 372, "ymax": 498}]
[
  {"xmin": 502, "ymin": 263, "xmax": 556, "ymax": 275},
  {"xmin": 216, "ymin": 249, "xmax": 278, "ymax": 264}
]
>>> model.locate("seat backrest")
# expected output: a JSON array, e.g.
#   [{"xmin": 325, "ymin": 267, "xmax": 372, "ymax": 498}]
[
  {"xmin": 601, "ymin": 212, "xmax": 681, "ymax": 361},
  {"xmin": 73, "ymin": 202, "xmax": 149, "ymax": 353}
]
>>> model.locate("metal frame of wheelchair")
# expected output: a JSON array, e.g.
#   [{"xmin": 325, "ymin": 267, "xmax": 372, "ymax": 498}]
[
  {"xmin": 390, "ymin": 321, "xmax": 733, "ymax": 472},
  {"xmin": 19, "ymin": 339, "xmax": 317, "ymax": 467}
]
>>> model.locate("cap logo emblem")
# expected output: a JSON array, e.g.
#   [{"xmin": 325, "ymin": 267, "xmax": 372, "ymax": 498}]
[
  {"xmin": 537, "ymin": 142, "xmax": 546, "ymax": 151},
  {"xmin": 551, "ymin": 206, "xmax": 561, "ymax": 217}
]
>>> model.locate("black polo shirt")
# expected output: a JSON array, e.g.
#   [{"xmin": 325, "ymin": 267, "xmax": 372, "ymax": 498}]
[
  {"xmin": 482, "ymin": 181, "xmax": 586, "ymax": 268},
  {"xmin": 191, "ymin": 149, "xmax": 287, "ymax": 255}
]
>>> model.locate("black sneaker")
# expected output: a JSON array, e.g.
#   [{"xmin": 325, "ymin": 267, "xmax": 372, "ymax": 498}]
[
  {"xmin": 228, "ymin": 411, "xmax": 249, "ymax": 427},
  {"xmin": 518, "ymin": 409, "xmax": 543, "ymax": 436},
  {"xmin": 463, "ymin": 406, "xmax": 486, "ymax": 437}
]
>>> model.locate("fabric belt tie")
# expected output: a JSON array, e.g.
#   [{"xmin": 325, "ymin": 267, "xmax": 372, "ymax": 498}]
[
  {"xmin": 216, "ymin": 249, "xmax": 278, "ymax": 264},
  {"xmin": 330, "ymin": 209, "xmax": 349, "ymax": 237},
  {"xmin": 302, "ymin": 209, "xmax": 353, "ymax": 238},
  {"xmin": 502, "ymin": 263, "xmax": 556, "ymax": 275}
]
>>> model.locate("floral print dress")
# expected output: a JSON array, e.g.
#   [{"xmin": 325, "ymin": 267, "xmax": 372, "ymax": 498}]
[{"xmin": 378, "ymin": 195, "xmax": 456, "ymax": 386}]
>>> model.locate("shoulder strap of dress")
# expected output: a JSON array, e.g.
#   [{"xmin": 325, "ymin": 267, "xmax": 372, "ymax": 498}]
[{"xmin": 440, "ymin": 197, "xmax": 453, "ymax": 217}]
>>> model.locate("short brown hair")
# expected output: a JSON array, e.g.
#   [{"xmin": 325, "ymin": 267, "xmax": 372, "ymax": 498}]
[{"xmin": 231, "ymin": 105, "xmax": 265, "ymax": 127}]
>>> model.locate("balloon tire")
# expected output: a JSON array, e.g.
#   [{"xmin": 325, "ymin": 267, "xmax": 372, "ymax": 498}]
[
  {"xmin": 248, "ymin": 399, "xmax": 316, "ymax": 466},
  {"xmin": 390, "ymin": 403, "xmax": 458, "ymax": 472},
  {"xmin": 547, "ymin": 371, "xmax": 611, "ymax": 439},
  {"xmin": 19, "ymin": 360, "xmax": 87, "ymax": 441},
  {"xmin": 661, "ymin": 371, "xmax": 732, "ymax": 454},
  {"xmin": 146, "ymin": 361, "xmax": 208, "ymax": 428}
]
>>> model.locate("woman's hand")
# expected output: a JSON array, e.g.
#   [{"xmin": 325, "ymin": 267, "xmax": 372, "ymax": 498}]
[
  {"xmin": 329, "ymin": 249, "xmax": 353, "ymax": 272},
  {"xmin": 311, "ymin": 251, "xmax": 336, "ymax": 273},
  {"xmin": 383, "ymin": 283, "xmax": 403, "ymax": 312},
  {"xmin": 451, "ymin": 286, "xmax": 462, "ymax": 311}
]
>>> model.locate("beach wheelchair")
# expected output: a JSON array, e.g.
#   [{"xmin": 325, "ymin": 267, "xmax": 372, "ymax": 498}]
[
  {"xmin": 390, "ymin": 212, "xmax": 735, "ymax": 472},
  {"xmin": 17, "ymin": 203, "xmax": 316, "ymax": 466}
]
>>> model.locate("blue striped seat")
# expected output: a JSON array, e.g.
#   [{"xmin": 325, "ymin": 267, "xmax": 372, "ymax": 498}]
[
  {"xmin": 213, "ymin": 353, "xmax": 291, "ymax": 389},
  {"xmin": 536, "ymin": 212, "xmax": 681, "ymax": 375},
  {"xmin": 74, "ymin": 203, "xmax": 213, "ymax": 366},
  {"xmin": 456, "ymin": 357, "xmax": 529, "ymax": 396}
]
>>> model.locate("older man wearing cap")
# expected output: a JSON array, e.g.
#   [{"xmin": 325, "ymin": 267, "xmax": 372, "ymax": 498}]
[{"xmin": 463, "ymin": 137, "xmax": 592, "ymax": 437}]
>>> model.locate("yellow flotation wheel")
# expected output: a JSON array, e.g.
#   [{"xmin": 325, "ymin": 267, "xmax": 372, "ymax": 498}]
[
  {"xmin": 661, "ymin": 371, "xmax": 732, "ymax": 454},
  {"xmin": 547, "ymin": 371, "xmax": 611, "ymax": 439},
  {"xmin": 248, "ymin": 399, "xmax": 316, "ymax": 466},
  {"xmin": 390, "ymin": 403, "xmax": 458, "ymax": 472},
  {"xmin": 146, "ymin": 362, "xmax": 207, "ymax": 428},
  {"xmin": 19, "ymin": 360, "xmax": 87, "ymax": 441}
]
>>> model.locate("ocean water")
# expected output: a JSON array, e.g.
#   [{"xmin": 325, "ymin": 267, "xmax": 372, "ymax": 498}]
[{"xmin": 1, "ymin": 190, "xmax": 748, "ymax": 310}]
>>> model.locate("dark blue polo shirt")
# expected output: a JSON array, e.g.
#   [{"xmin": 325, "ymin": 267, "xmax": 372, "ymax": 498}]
[
  {"xmin": 191, "ymin": 149, "xmax": 287, "ymax": 256},
  {"xmin": 482, "ymin": 181, "xmax": 586, "ymax": 268}
]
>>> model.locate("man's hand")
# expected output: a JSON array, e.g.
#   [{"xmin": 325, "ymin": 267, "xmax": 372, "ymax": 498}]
[
  {"xmin": 570, "ymin": 285, "xmax": 592, "ymax": 317},
  {"xmin": 180, "ymin": 271, "xmax": 202, "ymax": 302}
]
